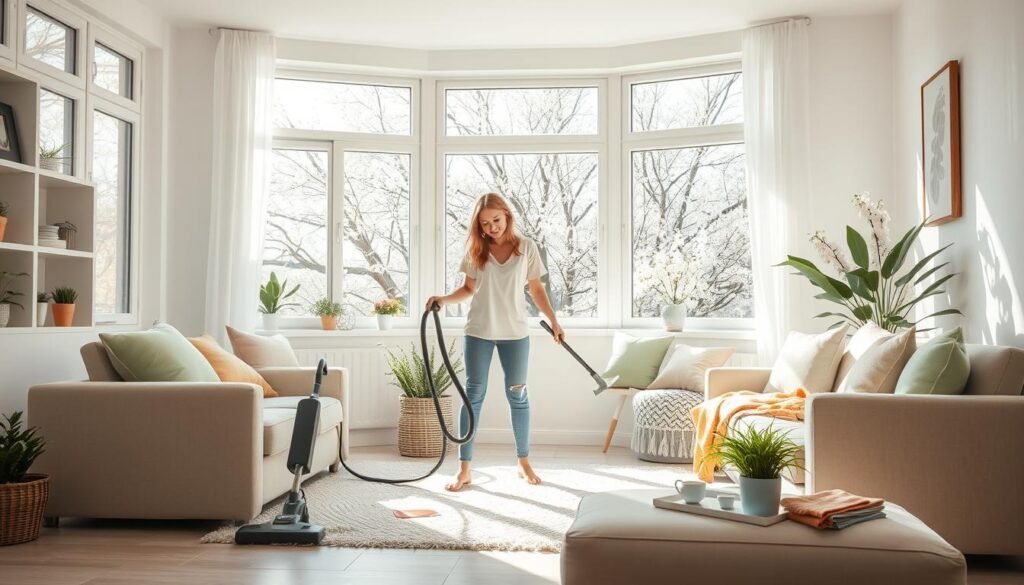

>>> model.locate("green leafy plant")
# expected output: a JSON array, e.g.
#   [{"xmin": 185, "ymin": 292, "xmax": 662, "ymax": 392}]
[
  {"xmin": 709, "ymin": 425, "xmax": 803, "ymax": 480},
  {"xmin": 259, "ymin": 272, "xmax": 300, "ymax": 314},
  {"xmin": 39, "ymin": 142, "xmax": 68, "ymax": 160},
  {"xmin": 36, "ymin": 292, "xmax": 49, "ymax": 303},
  {"xmin": 311, "ymin": 297, "xmax": 343, "ymax": 317},
  {"xmin": 777, "ymin": 194, "xmax": 961, "ymax": 333},
  {"xmin": 372, "ymin": 298, "xmax": 404, "ymax": 316},
  {"xmin": 386, "ymin": 341, "xmax": 464, "ymax": 398},
  {"xmin": 0, "ymin": 201, "xmax": 8, "ymax": 217},
  {"xmin": 0, "ymin": 411, "xmax": 46, "ymax": 484},
  {"xmin": 0, "ymin": 271, "xmax": 28, "ymax": 308},
  {"xmin": 51, "ymin": 286, "xmax": 77, "ymax": 304}
]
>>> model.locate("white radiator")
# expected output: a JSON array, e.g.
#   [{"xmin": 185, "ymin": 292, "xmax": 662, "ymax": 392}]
[{"xmin": 294, "ymin": 348, "xmax": 397, "ymax": 430}]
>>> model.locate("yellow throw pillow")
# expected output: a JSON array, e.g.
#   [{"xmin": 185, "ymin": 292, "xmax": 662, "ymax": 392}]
[{"xmin": 189, "ymin": 334, "xmax": 278, "ymax": 398}]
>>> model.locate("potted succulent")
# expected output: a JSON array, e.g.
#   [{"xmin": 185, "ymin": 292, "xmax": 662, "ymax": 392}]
[
  {"xmin": 0, "ymin": 411, "xmax": 48, "ymax": 545},
  {"xmin": 0, "ymin": 200, "xmax": 8, "ymax": 242},
  {"xmin": 258, "ymin": 272, "xmax": 300, "ymax": 331},
  {"xmin": 39, "ymin": 142, "xmax": 67, "ymax": 173},
  {"xmin": 709, "ymin": 425, "xmax": 803, "ymax": 516},
  {"xmin": 372, "ymin": 298, "xmax": 403, "ymax": 331},
  {"xmin": 311, "ymin": 297, "xmax": 343, "ymax": 331},
  {"xmin": 50, "ymin": 286, "xmax": 77, "ymax": 327},
  {"xmin": 36, "ymin": 292, "xmax": 49, "ymax": 327},
  {"xmin": 385, "ymin": 341, "xmax": 463, "ymax": 458},
  {"xmin": 0, "ymin": 271, "xmax": 28, "ymax": 328}
]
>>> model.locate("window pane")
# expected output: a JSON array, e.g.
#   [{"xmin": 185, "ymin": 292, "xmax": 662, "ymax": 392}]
[
  {"xmin": 39, "ymin": 89, "xmax": 74, "ymax": 175},
  {"xmin": 94, "ymin": 43, "xmax": 133, "ymax": 99},
  {"xmin": 631, "ymin": 73, "xmax": 742, "ymax": 132},
  {"xmin": 274, "ymin": 79, "xmax": 411, "ymax": 135},
  {"xmin": 342, "ymin": 151, "xmax": 410, "ymax": 316},
  {"xmin": 446, "ymin": 87, "xmax": 598, "ymax": 136},
  {"xmin": 25, "ymin": 7, "xmax": 76, "ymax": 74},
  {"xmin": 93, "ymin": 111, "xmax": 131, "ymax": 315},
  {"xmin": 262, "ymin": 149, "xmax": 329, "ymax": 315},
  {"xmin": 445, "ymin": 153, "xmax": 598, "ymax": 318},
  {"xmin": 631, "ymin": 144, "xmax": 752, "ymax": 318}
]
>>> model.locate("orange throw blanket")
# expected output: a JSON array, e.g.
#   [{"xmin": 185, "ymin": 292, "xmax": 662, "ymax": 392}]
[
  {"xmin": 690, "ymin": 388, "xmax": 807, "ymax": 482},
  {"xmin": 781, "ymin": 489, "xmax": 884, "ymax": 529}
]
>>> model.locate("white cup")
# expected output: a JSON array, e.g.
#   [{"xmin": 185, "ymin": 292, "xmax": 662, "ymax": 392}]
[
  {"xmin": 674, "ymin": 480, "xmax": 707, "ymax": 504},
  {"xmin": 717, "ymin": 494, "xmax": 737, "ymax": 510}
]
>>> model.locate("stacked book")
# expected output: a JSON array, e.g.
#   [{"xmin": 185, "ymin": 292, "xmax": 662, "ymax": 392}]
[{"xmin": 38, "ymin": 225, "xmax": 66, "ymax": 249}]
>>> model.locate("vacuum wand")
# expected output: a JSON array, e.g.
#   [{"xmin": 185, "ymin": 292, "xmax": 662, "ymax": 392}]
[{"xmin": 539, "ymin": 320, "xmax": 610, "ymax": 395}]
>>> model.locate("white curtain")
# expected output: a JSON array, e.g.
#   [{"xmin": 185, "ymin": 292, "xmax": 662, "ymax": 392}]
[
  {"xmin": 743, "ymin": 19, "xmax": 811, "ymax": 364},
  {"xmin": 205, "ymin": 30, "xmax": 276, "ymax": 340}
]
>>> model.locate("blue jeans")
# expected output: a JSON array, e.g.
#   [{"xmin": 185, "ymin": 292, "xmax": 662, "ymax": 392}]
[{"xmin": 460, "ymin": 335, "xmax": 531, "ymax": 460}]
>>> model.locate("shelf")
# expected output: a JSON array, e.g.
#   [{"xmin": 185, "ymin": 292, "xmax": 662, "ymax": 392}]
[
  {"xmin": 0, "ymin": 158, "xmax": 34, "ymax": 175},
  {"xmin": 39, "ymin": 169, "xmax": 93, "ymax": 189},
  {"xmin": 0, "ymin": 241, "xmax": 34, "ymax": 253},
  {"xmin": 37, "ymin": 247, "xmax": 92, "ymax": 259}
]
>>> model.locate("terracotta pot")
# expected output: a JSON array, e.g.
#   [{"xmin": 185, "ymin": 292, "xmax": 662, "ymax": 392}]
[
  {"xmin": 319, "ymin": 315, "xmax": 338, "ymax": 330},
  {"xmin": 0, "ymin": 215, "xmax": 7, "ymax": 241},
  {"xmin": 51, "ymin": 303, "xmax": 75, "ymax": 327},
  {"xmin": 0, "ymin": 474, "xmax": 49, "ymax": 545}
]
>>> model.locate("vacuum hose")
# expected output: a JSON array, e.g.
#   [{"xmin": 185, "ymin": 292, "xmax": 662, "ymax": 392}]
[{"xmin": 337, "ymin": 302, "xmax": 476, "ymax": 483}]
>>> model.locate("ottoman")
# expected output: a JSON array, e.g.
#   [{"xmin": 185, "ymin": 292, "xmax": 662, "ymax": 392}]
[
  {"xmin": 631, "ymin": 389, "xmax": 702, "ymax": 463},
  {"xmin": 562, "ymin": 490, "xmax": 966, "ymax": 585}
]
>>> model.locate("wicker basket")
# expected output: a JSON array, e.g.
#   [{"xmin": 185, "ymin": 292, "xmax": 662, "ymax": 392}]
[
  {"xmin": 0, "ymin": 474, "xmax": 49, "ymax": 546},
  {"xmin": 398, "ymin": 395, "xmax": 455, "ymax": 458}
]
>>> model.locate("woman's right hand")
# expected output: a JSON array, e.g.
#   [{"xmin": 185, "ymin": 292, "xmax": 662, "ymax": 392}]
[{"xmin": 425, "ymin": 296, "xmax": 445, "ymax": 311}]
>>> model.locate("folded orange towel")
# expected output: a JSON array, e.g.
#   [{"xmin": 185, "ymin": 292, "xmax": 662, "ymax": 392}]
[{"xmin": 781, "ymin": 489, "xmax": 884, "ymax": 529}]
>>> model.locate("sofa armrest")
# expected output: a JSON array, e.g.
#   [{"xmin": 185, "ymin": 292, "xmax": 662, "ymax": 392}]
[
  {"xmin": 807, "ymin": 393, "xmax": 1024, "ymax": 554},
  {"xmin": 704, "ymin": 367, "xmax": 772, "ymax": 400},
  {"xmin": 28, "ymin": 382, "xmax": 263, "ymax": 521},
  {"xmin": 258, "ymin": 367, "xmax": 350, "ymax": 460}
]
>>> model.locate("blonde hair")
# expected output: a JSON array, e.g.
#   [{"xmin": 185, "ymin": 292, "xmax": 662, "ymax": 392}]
[{"xmin": 465, "ymin": 193, "xmax": 522, "ymax": 271}]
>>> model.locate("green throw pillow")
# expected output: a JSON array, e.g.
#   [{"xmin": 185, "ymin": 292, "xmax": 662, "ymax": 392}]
[
  {"xmin": 99, "ymin": 323, "xmax": 220, "ymax": 383},
  {"xmin": 602, "ymin": 332, "xmax": 674, "ymax": 388},
  {"xmin": 894, "ymin": 326, "xmax": 970, "ymax": 395}
]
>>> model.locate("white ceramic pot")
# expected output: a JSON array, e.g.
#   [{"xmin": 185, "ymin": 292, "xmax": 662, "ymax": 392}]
[
  {"xmin": 40, "ymin": 158, "xmax": 63, "ymax": 172},
  {"xmin": 660, "ymin": 303, "xmax": 687, "ymax": 332},
  {"xmin": 0, "ymin": 303, "xmax": 10, "ymax": 327},
  {"xmin": 738, "ymin": 476, "xmax": 782, "ymax": 516},
  {"xmin": 262, "ymin": 312, "xmax": 279, "ymax": 331},
  {"xmin": 36, "ymin": 302, "xmax": 48, "ymax": 326},
  {"xmin": 377, "ymin": 314, "xmax": 393, "ymax": 331}
]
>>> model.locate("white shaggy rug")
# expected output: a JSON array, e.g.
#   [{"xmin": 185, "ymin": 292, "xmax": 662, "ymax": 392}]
[{"xmin": 201, "ymin": 459, "xmax": 688, "ymax": 552}]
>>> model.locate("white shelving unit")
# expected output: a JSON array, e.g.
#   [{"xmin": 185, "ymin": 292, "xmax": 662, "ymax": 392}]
[{"xmin": 0, "ymin": 64, "xmax": 95, "ymax": 330}]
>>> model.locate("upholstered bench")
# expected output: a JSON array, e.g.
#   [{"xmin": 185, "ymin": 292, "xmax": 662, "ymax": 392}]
[{"xmin": 562, "ymin": 490, "xmax": 965, "ymax": 585}]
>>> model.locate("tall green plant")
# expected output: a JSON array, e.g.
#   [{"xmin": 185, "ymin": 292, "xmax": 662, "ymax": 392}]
[
  {"xmin": 709, "ymin": 425, "xmax": 802, "ymax": 480},
  {"xmin": 386, "ymin": 341, "xmax": 464, "ymax": 398},
  {"xmin": 51, "ymin": 286, "xmax": 77, "ymax": 304},
  {"xmin": 259, "ymin": 272, "xmax": 300, "ymax": 314},
  {"xmin": 0, "ymin": 411, "xmax": 45, "ymax": 484},
  {"xmin": 777, "ymin": 194, "xmax": 961, "ymax": 332},
  {"xmin": 0, "ymin": 271, "xmax": 28, "ymax": 308}
]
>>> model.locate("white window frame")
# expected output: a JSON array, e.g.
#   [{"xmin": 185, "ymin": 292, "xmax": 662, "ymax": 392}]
[
  {"xmin": 18, "ymin": 0, "xmax": 87, "ymax": 89},
  {"xmin": 0, "ymin": 0, "xmax": 17, "ymax": 64},
  {"xmin": 87, "ymin": 21, "xmax": 141, "ymax": 110},
  {"xmin": 622, "ymin": 62, "xmax": 752, "ymax": 330},
  {"xmin": 38, "ymin": 80, "xmax": 83, "ymax": 175}
]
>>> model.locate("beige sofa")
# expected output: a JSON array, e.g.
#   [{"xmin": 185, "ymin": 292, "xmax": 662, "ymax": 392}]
[
  {"xmin": 705, "ymin": 343, "xmax": 1024, "ymax": 555},
  {"xmin": 27, "ymin": 342, "xmax": 350, "ymax": 523}
]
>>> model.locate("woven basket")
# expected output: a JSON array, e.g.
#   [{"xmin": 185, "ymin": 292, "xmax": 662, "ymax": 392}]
[
  {"xmin": 398, "ymin": 395, "xmax": 454, "ymax": 458},
  {"xmin": 0, "ymin": 474, "xmax": 49, "ymax": 546}
]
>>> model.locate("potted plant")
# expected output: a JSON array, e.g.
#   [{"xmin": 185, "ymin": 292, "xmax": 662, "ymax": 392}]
[
  {"xmin": 36, "ymin": 292, "xmax": 49, "ymax": 327},
  {"xmin": 0, "ymin": 411, "xmax": 48, "ymax": 545},
  {"xmin": 311, "ymin": 297, "xmax": 343, "ymax": 331},
  {"xmin": 39, "ymin": 142, "xmax": 67, "ymax": 173},
  {"xmin": 634, "ymin": 234, "xmax": 697, "ymax": 332},
  {"xmin": 372, "ymin": 298, "xmax": 403, "ymax": 331},
  {"xmin": 709, "ymin": 425, "xmax": 803, "ymax": 516},
  {"xmin": 50, "ymin": 286, "xmax": 77, "ymax": 327},
  {"xmin": 258, "ymin": 272, "xmax": 300, "ymax": 331},
  {"xmin": 386, "ymin": 341, "xmax": 463, "ymax": 457},
  {"xmin": 0, "ymin": 200, "xmax": 8, "ymax": 242},
  {"xmin": 0, "ymin": 271, "xmax": 27, "ymax": 328}
]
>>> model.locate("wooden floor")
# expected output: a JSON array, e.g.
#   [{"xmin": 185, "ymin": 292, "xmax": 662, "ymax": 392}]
[{"xmin": 2, "ymin": 445, "xmax": 1022, "ymax": 585}]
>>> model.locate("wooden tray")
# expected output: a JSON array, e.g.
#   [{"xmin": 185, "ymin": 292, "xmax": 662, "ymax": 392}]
[{"xmin": 653, "ymin": 490, "xmax": 788, "ymax": 527}]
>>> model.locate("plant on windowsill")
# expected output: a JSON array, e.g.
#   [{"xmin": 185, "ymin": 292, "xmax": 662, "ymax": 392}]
[
  {"xmin": 50, "ymin": 286, "xmax": 77, "ymax": 327},
  {"xmin": 0, "ymin": 271, "xmax": 28, "ymax": 328},
  {"xmin": 371, "ymin": 298, "xmax": 403, "ymax": 331},
  {"xmin": 258, "ymin": 272, "xmax": 300, "ymax": 332},
  {"xmin": 634, "ymin": 233, "xmax": 699, "ymax": 332},
  {"xmin": 311, "ymin": 297, "xmax": 343, "ymax": 331},
  {"xmin": 0, "ymin": 411, "xmax": 49, "ymax": 545},
  {"xmin": 38, "ymin": 142, "xmax": 68, "ymax": 174},
  {"xmin": 385, "ymin": 341, "xmax": 463, "ymax": 458},
  {"xmin": 708, "ymin": 424, "xmax": 803, "ymax": 517},
  {"xmin": 36, "ymin": 292, "xmax": 49, "ymax": 327},
  {"xmin": 0, "ymin": 200, "xmax": 8, "ymax": 242}
]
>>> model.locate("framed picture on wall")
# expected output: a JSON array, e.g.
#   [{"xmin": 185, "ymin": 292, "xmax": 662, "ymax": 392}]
[
  {"xmin": 0, "ymin": 102, "xmax": 22, "ymax": 164},
  {"xmin": 920, "ymin": 60, "xmax": 961, "ymax": 226}
]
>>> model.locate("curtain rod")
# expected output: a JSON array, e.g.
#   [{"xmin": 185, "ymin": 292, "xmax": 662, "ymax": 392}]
[
  {"xmin": 207, "ymin": 26, "xmax": 272, "ymax": 36},
  {"xmin": 749, "ymin": 16, "xmax": 812, "ymax": 29}
]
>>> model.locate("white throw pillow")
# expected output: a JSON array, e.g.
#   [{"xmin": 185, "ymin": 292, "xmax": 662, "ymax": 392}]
[
  {"xmin": 226, "ymin": 325, "xmax": 299, "ymax": 368},
  {"xmin": 647, "ymin": 344, "xmax": 735, "ymax": 392},
  {"xmin": 838, "ymin": 327, "xmax": 916, "ymax": 393},
  {"xmin": 833, "ymin": 321, "xmax": 893, "ymax": 389},
  {"xmin": 764, "ymin": 325, "xmax": 849, "ymax": 394}
]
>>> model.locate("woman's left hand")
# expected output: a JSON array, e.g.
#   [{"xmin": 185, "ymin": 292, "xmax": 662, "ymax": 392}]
[{"xmin": 550, "ymin": 321, "xmax": 566, "ymax": 345}]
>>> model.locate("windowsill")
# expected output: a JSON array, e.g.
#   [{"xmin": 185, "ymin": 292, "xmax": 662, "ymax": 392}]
[{"xmin": 259, "ymin": 327, "xmax": 758, "ymax": 341}]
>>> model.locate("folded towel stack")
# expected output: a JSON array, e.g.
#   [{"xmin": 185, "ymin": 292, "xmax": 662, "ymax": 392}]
[{"xmin": 781, "ymin": 489, "xmax": 885, "ymax": 530}]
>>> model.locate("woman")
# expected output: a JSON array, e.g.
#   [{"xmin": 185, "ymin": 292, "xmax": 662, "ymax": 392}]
[{"xmin": 426, "ymin": 192, "xmax": 565, "ymax": 492}]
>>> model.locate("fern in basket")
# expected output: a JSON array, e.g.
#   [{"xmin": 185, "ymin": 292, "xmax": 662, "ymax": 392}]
[
  {"xmin": 0, "ymin": 411, "xmax": 46, "ymax": 484},
  {"xmin": 386, "ymin": 341, "xmax": 463, "ymax": 399}
]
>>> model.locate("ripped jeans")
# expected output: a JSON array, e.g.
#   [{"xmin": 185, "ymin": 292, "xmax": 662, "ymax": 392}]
[{"xmin": 460, "ymin": 335, "xmax": 531, "ymax": 460}]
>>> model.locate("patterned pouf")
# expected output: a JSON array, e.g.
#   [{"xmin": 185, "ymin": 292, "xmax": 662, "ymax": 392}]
[{"xmin": 631, "ymin": 389, "xmax": 703, "ymax": 463}]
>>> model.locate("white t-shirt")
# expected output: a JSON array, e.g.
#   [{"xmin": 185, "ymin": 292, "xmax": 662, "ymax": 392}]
[{"xmin": 459, "ymin": 237, "xmax": 548, "ymax": 340}]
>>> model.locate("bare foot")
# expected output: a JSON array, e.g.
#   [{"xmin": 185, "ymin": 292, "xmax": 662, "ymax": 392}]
[
  {"xmin": 445, "ymin": 462, "xmax": 473, "ymax": 492},
  {"xmin": 517, "ymin": 458, "xmax": 542, "ymax": 485}
]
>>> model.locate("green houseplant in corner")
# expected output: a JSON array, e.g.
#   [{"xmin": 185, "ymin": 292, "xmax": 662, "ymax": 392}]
[
  {"xmin": 0, "ymin": 271, "xmax": 28, "ymax": 328},
  {"xmin": 386, "ymin": 341, "xmax": 464, "ymax": 458},
  {"xmin": 50, "ymin": 286, "xmax": 77, "ymax": 327},
  {"xmin": 311, "ymin": 297, "xmax": 343, "ymax": 331},
  {"xmin": 258, "ymin": 272, "xmax": 300, "ymax": 331},
  {"xmin": 0, "ymin": 411, "xmax": 48, "ymax": 545},
  {"xmin": 709, "ymin": 425, "xmax": 803, "ymax": 516}
]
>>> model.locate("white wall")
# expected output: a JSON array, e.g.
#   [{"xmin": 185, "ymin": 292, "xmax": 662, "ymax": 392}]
[{"xmin": 893, "ymin": 0, "xmax": 1024, "ymax": 348}]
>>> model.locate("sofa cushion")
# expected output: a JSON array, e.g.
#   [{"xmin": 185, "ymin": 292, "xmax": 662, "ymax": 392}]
[
  {"xmin": 262, "ymin": 397, "xmax": 342, "ymax": 456},
  {"xmin": 601, "ymin": 332, "xmax": 674, "ymax": 388},
  {"xmin": 964, "ymin": 344, "xmax": 1024, "ymax": 396},
  {"xmin": 227, "ymin": 326, "xmax": 299, "ymax": 368},
  {"xmin": 81, "ymin": 341, "xmax": 123, "ymax": 382},
  {"xmin": 729, "ymin": 414, "xmax": 804, "ymax": 446},
  {"xmin": 99, "ymin": 323, "xmax": 220, "ymax": 383},
  {"xmin": 647, "ymin": 344, "xmax": 735, "ymax": 392},
  {"xmin": 765, "ymin": 325, "xmax": 849, "ymax": 394},
  {"xmin": 896, "ymin": 327, "xmax": 970, "ymax": 395},
  {"xmin": 838, "ymin": 327, "xmax": 916, "ymax": 394},
  {"xmin": 834, "ymin": 322, "xmax": 895, "ymax": 390},
  {"xmin": 188, "ymin": 334, "xmax": 278, "ymax": 398}
]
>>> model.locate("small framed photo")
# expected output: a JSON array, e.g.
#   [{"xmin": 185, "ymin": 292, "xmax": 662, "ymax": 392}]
[
  {"xmin": 0, "ymin": 102, "xmax": 22, "ymax": 164},
  {"xmin": 920, "ymin": 60, "xmax": 961, "ymax": 226}
]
